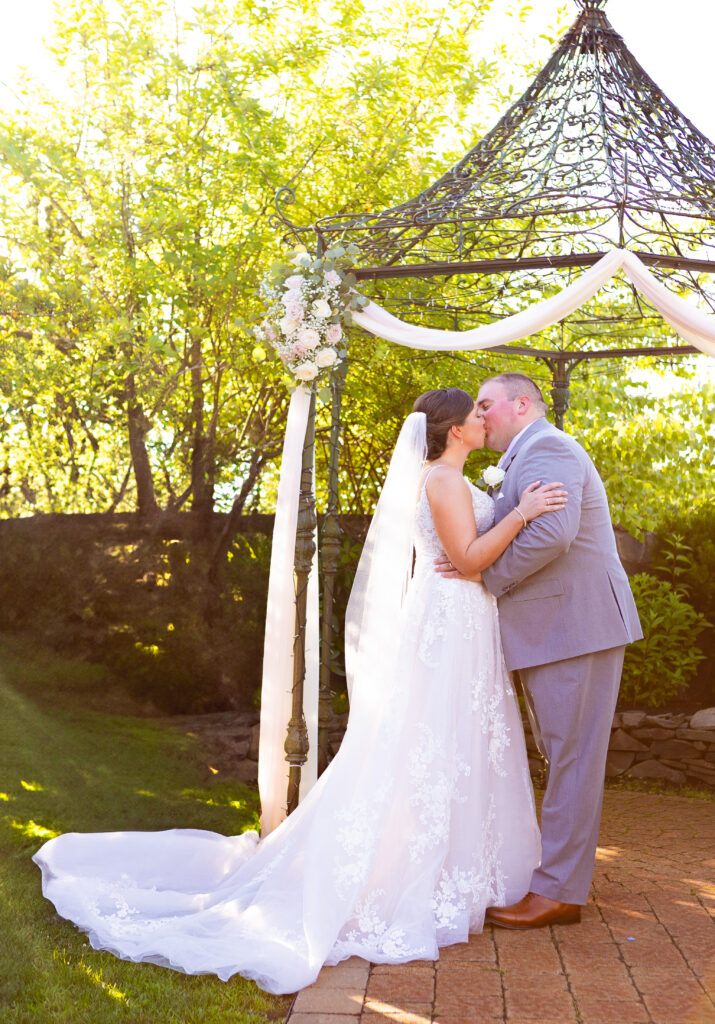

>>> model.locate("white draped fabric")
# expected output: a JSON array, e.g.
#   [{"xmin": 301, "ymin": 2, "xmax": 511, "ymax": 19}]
[
  {"xmin": 259, "ymin": 247, "xmax": 715, "ymax": 832},
  {"xmin": 258, "ymin": 387, "xmax": 318, "ymax": 834},
  {"xmin": 353, "ymin": 249, "xmax": 715, "ymax": 357}
]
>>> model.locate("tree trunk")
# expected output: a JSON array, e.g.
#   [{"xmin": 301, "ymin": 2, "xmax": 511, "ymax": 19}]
[
  {"xmin": 126, "ymin": 372, "xmax": 160, "ymax": 519},
  {"xmin": 189, "ymin": 330, "xmax": 214, "ymax": 520}
]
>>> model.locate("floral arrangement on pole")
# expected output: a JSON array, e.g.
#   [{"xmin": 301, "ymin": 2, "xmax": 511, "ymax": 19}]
[{"xmin": 254, "ymin": 243, "xmax": 368, "ymax": 387}]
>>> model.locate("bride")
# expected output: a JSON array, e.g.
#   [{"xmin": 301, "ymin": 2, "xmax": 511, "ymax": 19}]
[{"xmin": 33, "ymin": 387, "xmax": 567, "ymax": 994}]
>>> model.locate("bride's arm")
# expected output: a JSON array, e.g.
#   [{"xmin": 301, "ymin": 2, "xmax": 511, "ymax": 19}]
[{"xmin": 427, "ymin": 470, "xmax": 566, "ymax": 576}]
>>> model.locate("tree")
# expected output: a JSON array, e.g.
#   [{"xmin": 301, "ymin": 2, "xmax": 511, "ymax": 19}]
[{"xmin": 0, "ymin": 0, "xmax": 521, "ymax": 521}]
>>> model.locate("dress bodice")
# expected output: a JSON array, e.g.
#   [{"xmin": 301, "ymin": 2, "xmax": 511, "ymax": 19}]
[{"xmin": 414, "ymin": 471, "xmax": 495, "ymax": 563}]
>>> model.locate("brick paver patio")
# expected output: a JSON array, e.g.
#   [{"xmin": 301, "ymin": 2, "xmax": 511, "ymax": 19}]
[{"xmin": 285, "ymin": 789, "xmax": 715, "ymax": 1024}]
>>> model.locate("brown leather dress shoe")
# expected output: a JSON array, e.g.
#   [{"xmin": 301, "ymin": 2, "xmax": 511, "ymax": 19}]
[{"xmin": 485, "ymin": 892, "xmax": 582, "ymax": 929}]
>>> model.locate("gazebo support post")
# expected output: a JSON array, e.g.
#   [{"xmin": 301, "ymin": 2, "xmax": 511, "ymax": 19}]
[
  {"xmin": 318, "ymin": 359, "xmax": 347, "ymax": 774},
  {"xmin": 542, "ymin": 354, "xmax": 585, "ymax": 430},
  {"xmin": 285, "ymin": 389, "xmax": 317, "ymax": 814}
]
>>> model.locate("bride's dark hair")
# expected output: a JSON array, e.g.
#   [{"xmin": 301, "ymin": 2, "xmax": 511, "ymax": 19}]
[{"xmin": 413, "ymin": 388, "xmax": 475, "ymax": 460}]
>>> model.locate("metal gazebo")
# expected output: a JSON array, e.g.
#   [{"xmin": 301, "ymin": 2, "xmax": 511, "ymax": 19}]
[{"xmin": 275, "ymin": 0, "xmax": 715, "ymax": 808}]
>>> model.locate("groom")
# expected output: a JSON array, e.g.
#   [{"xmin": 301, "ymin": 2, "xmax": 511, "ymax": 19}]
[{"xmin": 441, "ymin": 372, "xmax": 642, "ymax": 928}]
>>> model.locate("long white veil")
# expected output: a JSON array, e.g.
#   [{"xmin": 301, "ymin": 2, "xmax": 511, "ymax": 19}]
[{"xmin": 344, "ymin": 411, "xmax": 427, "ymax": 714}]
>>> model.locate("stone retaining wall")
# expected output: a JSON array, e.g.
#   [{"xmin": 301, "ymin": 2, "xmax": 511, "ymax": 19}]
[{"xmin": 521, "ymin": 708, "xmax": 715, "ymax": 789}]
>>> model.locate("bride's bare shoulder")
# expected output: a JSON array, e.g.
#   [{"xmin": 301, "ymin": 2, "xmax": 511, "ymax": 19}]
[{"xmin": 423, "ymin": 464, "xmax": 468, "ymax": 501}]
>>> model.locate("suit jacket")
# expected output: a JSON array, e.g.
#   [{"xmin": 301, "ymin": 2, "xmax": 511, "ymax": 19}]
[{"xmin": 481, "ymin": 418, "xmax": 643, "ymax": 671}]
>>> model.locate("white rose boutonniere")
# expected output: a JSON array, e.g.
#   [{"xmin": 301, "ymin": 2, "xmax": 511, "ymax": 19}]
[{"xmin": 482, "ymin": 465, "xmax": 506, "ymax": 491}]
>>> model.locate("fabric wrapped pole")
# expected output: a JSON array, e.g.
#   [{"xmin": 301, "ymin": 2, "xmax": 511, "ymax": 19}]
[{"xmin": 259, "ymin": 387, "xmax": 318, "ymax": 834}]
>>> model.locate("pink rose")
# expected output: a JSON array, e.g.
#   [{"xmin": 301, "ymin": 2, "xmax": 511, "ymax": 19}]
[
  {"xmin": 326, "ymin": 324, "xmax": 343, "ymax": 344},
  {"xmin": 284, "ymin": 300, "xmax": 304, "ymax": 322},
  {"xmin": 284, "ymin": 274, "xmax": 304, "ymax": 290},
  {"xmin": 292, "ymin": 341, "xmax": 308, "ymax": 358},
  {"xmin": 297, "ymin": 327, "xmax": 321, "ymax": 350},
  {"xmin": 324, "ymin": 270, "xmax": 341, "ymax": 287}
]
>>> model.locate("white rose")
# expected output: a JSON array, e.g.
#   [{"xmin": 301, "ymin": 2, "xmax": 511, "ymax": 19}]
[
  {"xmin": 312, "ymin": 298, "xmax": 332, "ymax": 318},
  {"xmin": 294, "ymin": 361, "xmax": 318, "ymax": 381},
  {"xmin": 284, "ymin": 274, "xmax": 304, "ymax": 290},
  {"xmin": 280, "ymin": 316, "xmax": 300, "ymax": 335},
  {"xmin": 483, "ymin": 465, "xmax": 506, "ymax": 488},
  {"xmin": 315, "ymin": 347, "xmax": 338, "ymax": 368},
  {"xmin": 297, "ymin": 327, "xmax": 320, "ymax": 350},
  {"xmin": 324, "ymin": 270, "xmax": 341, "ymax": 287}
]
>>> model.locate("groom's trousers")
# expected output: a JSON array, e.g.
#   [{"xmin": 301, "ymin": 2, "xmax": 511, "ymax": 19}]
[{"xmin": 520, "ymin": 645, "xmax": 625, "ymax": 906}]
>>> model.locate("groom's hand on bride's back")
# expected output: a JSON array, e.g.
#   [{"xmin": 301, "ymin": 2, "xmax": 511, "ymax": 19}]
[{"xmin": 434, "ymin": 556, "xmax": 482, "ymax": 583}]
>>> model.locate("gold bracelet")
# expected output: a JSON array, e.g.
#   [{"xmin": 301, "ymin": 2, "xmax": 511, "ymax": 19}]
[{"xmin": 512, "ymin": 507, "xmax": 528, "ymax": 527}]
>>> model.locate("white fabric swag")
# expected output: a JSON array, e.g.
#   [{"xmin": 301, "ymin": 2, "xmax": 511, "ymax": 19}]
[{"xmin": 258, "ymin": 247, "xmax": 715, "ymax": 833}]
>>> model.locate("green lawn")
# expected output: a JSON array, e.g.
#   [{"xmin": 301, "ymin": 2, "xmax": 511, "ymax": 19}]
[{"xmin": 0, "ymin": 638, "xmax": 291, "ymax": 1024}]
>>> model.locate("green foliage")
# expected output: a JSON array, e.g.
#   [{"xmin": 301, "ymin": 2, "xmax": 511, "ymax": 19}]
[
  {"xmin": 650, "ymin": 506, "xmax": 715, "ymax": 702},
  {"xmin": 0, "ymin": 520, "xmax": 271, "ymax": 712},
  {"xmin": 0, "ymin": 640, "xmax": 288, "ymax": 1022},
  {"xmin": 620, "ymin": 573, "xmax": 710, "ymax": 708},
  {"xmin": 0, "ymin": 0, "xmax": 519, "ymax": 518},
  {"xmin": 568, "ymin": 370, "xmax": 715, "ymax": 537}
]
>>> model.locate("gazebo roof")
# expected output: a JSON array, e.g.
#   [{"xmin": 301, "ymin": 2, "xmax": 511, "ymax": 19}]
[{"xmin": 310, "ymin": 0, "xmax": 715, "ymax": 304}]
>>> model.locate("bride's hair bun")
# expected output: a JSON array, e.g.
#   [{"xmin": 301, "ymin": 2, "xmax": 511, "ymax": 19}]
[{"xmin": 413, "ymin": 388, "xmax": 474, "ymax": 460}]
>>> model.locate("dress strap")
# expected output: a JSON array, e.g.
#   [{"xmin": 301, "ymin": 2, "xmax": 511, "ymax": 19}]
[{"xmin": 419, "ymin": 463, "xmax": 450, "ymax": 497}]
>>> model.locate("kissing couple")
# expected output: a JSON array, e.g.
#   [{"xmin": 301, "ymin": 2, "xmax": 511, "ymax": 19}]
[{"xmin": 34, "ymin": 372, "xmax": 642, "ymax": 994}]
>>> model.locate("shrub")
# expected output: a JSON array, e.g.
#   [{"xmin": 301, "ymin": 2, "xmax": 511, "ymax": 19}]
[
  {"xmin": 652, "ymin": 506, "xmax": 715, "ymax": 698},
  {"xmin": 620, "ymin": 573, "xmax": 710, "ymax": 708},
  {"xmin": 0, "ymin": 516, "xmax": 271, "ymax": 713}
]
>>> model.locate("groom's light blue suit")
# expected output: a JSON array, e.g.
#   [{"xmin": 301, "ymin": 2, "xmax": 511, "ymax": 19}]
[{"xmin": 482, "ymin": 417, "xmax": 642, "ymax": 904}]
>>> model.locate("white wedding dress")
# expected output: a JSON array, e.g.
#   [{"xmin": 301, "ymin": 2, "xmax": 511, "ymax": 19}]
[{"xmin": 33, "ymin": 474, "xmax": 540, "ymax": 995}]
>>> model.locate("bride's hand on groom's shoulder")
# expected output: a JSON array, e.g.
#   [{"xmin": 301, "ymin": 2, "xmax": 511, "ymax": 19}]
[
  {"xmin": 518, "ymin": 480, "xmax": 568, "ymax": 522},
  {"xmin": 433, "ymin": 555, "xmax": 482, "ymax": 583}
]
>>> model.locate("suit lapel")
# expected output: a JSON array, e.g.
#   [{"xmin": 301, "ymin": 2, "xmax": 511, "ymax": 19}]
[{"xmin": 501, "ymin": 418, "xmax": 552, "ymax": 474}]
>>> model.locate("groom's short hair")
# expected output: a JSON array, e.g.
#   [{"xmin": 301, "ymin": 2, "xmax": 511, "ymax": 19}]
[{"xmin": 486, "ymin": 372, "xmax": 548, "ymax": 413}]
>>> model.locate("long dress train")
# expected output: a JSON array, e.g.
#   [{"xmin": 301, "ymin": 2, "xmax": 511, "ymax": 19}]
[{"xmin": 33, "ymin": 478, "xmax": 540, "ymax": 994}]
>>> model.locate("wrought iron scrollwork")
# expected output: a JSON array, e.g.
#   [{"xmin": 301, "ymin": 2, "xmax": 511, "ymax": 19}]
[
  {"xmin": 312, "ymin": 0, "xmax": 715, "ymax": 346},
  {"xmin": 269, "ymin": 186, "xmax": 316, "ymax": 252}
]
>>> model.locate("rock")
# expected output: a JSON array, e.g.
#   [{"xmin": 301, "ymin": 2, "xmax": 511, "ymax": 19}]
[
  {"xmin": 651, "ymin": 739, "xmax": 700, "ymax": 760},
  {"xmin": 229, "ymin": 759, "xmax": 258, "ymax": 784},
  {"xmin": 689, "ymin": 708, "xmax": 715, "ymax": 730},
  {"xmin": 609, "ymin": 728, "xmax": 649, "ymax": 752},
  {"xmin": 230, "ymin": 740, "xmax": 250, "ymax": 759},
  {"xmin": 632, "ymin": 727, "xmax": 676, "ymax": 740},
  {"xmin": 682, "ymin": 758, "xmax": 715, "ymax": 772},
  {"xmin": 676, "ymin": 728, "xmax": 715, "ymax": 743},
  {"xmin": 626, "ymin": 760, "xmax": 686, "ymax": 784},
  {"xmin": 248, "ymin": 723, "xmax": 260, "ymax": 761},
  {"xmin": 605, "ymin": 751, "xmax": 635, "ymax": 776},
  {"xmin": 614, "ymin": 711, "xmax": 647, "ymax": 729},
  {"xmin": 684, "ymin": 767, "xmax": 715, "ymax": 787},
  {"xmin": 645, "ymin": 713, "xmax": 687, "ymax": 729}
]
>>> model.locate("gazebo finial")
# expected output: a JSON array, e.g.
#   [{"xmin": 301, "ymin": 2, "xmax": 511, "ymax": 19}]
[{"xmin": 576, "ymin": 0, "xmax": 608, "ymax": 8}]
